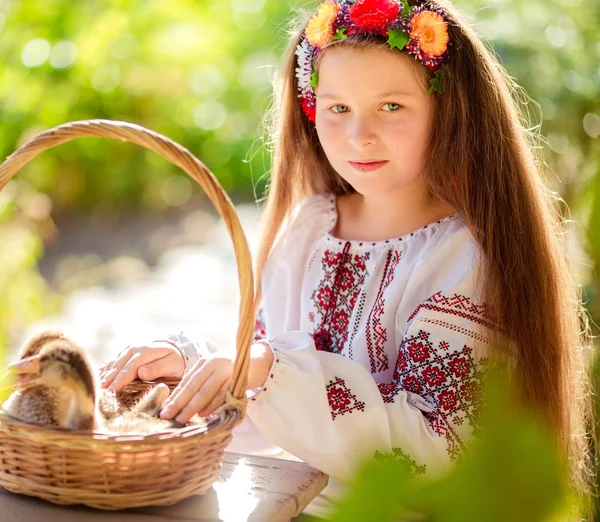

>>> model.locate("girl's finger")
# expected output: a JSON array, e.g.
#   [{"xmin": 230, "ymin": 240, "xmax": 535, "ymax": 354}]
[
  {"xmin": 106, "ymin": 353, "xmax": 144, "ymax": 392},
  {"xmin": 100, "ymin": 357, "xmax": 120, "ymax": 377},
  {"xmin": 160, "ymin": 364, "xmax": 214, "ymax": 419},
  {"xmin": 105, "ymin": 345, "xmax": 175, "ymax": 387},
  {"xmin": 100, "ymin": 361, "xmax": 119, "ymax": 382},
  {"xmin": 100, "ymin": 345, "xmax": 134, "ymax": 380},
  {"xmin": 165, "ymin": 358, "xmax": 208, "ymax": 404},
  {"xmin": 173, "ymin": 374, "xmax": 227, "ymax": 424},
  {"xmin": 198, "ymin": 380, "xmax": 230, "ymax": 418},
  {"xmin": 138, "ymin": 352, "xmax": 185, "ymax": 381},
  {"xmin": 100, "ymin": 348, "xmax": 136, "ymax": 388},
  {"xmin": 168, "ymin": 391, "xmax": 208, "ymax": 424},
  {"xmin": 174, "ymin": 371, "xmax": 225, "ymax": 422},
  {"xmin": 109, "ymin": 348, "xmax": 173, "ymax": 392}
]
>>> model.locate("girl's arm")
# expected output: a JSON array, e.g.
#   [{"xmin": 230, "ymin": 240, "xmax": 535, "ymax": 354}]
[{"xmin": 244, "ymin": 293, "xmax": 506, "ymax": 483}]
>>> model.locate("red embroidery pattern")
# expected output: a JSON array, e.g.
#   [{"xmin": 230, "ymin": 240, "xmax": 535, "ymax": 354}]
[
  {"xmin": 310, "ymin": 243, "xmax": 370, "ymax": 354},
  {"xmin": 378, "ymin": 329, "xmax": 487, "ymax": 461},
  {"xmin": 365, "ymin": 249, "xmax": 400, "ymax": 374},
  {"xmin": 326, "ymin": 376, "xmax": 366, "ymax": 420},
  {"xmin": 253, "ymin": 307, "xmax": 267, "ymax": 343},
  {"xmin": 407, "ymin": 292, "xmax": 496, "ymax": 330}
]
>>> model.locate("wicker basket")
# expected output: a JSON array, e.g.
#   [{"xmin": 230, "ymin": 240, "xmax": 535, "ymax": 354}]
[{"xmin": 0, "ymin": 120, "xmax": 255, "ymax": 510}]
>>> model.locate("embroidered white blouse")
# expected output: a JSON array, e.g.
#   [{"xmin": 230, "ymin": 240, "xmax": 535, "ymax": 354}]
[{"xmin": 171, "ymin": 192, "xmax": 508, "ymax": 483}]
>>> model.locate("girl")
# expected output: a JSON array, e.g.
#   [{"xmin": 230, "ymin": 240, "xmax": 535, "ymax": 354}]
[{"xmin": 100, "ymin": 0, "xmax": 594, "ymax": 517}]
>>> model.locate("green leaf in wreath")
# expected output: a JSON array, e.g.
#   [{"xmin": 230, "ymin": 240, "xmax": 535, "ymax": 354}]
[
  {"xmin": 428, "ymin": 69, "xmax": 445, "ymax": 94},
  {"xmin": 387, "ymin": 28, "xmax": 409, "ymax": 51},
  {"xmin": 401, "ymin": 0, "xmax": 413, "ymax": 15},
  {"xmin": 332, "ymin": 28, "xmax": 347, "ymax": 41}
]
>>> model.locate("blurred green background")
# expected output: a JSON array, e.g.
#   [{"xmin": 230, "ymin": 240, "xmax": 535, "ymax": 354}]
[{"xmin": 0, "ymin": 0, "xmax": 598, "ymax": 519}]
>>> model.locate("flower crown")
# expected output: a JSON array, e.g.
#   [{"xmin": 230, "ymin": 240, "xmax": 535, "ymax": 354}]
[{"xmin": 296, "ymin": 0, "xmax": 450, "ymax": 122}]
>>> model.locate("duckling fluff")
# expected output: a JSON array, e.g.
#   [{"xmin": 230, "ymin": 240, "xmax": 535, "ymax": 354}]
[
  {"xmin": 3, "ymin": 331, "xmax": 182, "ymax": 434},
  {"xmin": 7, "ymin": 330, "xmax": 125, "ymax": 422}
]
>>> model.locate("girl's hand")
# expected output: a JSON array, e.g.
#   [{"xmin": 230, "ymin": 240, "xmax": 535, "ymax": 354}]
[
  {"xmin": 160, "ymin": 341, "xmax": 274, "ymax": 422},
  {"xmin": 160, "ymin": 353, "xmax": 234, "ymax": 423},
  {"xmin": 100, "ymin": 341, "xmax": 185, "ymax": 392}
]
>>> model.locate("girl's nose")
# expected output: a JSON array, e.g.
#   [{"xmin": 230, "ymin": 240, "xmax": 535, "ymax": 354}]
[{"xmin": 346, "ymin": 115, "xmax": 379, "ymax": 149}]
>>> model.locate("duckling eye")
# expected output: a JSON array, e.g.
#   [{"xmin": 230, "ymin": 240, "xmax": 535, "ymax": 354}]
[
  {"xmin": 382, "ymin": 102, "xmax": 401, "ymax": 112},
  {"xmin": 330, "ymin": 104, "xmax": 349, "ymax": 114},
  {"xmin": 55, "ymin": 351, "xmax": 70, "ymax": 363}
]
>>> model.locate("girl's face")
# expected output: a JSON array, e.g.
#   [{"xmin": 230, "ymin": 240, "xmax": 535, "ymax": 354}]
[{"xmin": 315, "ymin": 46, "xmax": 433, "ymax": 198}]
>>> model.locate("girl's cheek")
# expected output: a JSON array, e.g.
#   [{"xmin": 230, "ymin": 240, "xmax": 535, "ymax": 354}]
[
  {"xmin": 317, "ymin": 119, "xmax": 343, "ymax": 142},
  {"xmin": 386, "ymin": 116, "xmax": 425, "ymax": 146}
]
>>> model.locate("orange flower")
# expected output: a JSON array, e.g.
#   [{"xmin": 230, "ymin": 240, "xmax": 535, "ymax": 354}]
[
  {"xmin": 305, "ymin": 0, "xmax": 340, "ymax": 49},
  {"xmin": 409, "ymin": 10, "xmax": 449, "ymax": 58}
]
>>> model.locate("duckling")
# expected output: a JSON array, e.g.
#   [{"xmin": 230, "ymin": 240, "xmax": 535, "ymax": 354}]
[
  {"xmin": 6, "ymin": 337, "xmax": 99, "ymax": 430},
  {"xmin": 4, "ymin": 331, "xmax": 75, "ymax": 426},
  {"xmin": 6, "ymin": 331, "xmax": 126, "ymax": 422},
  {"xmin": 105, "ymin": 383, "xmax": 183, "ymax": 434},
  {"xmin": 5, "ymin": 330, "xmax": 184, "ymax": 434}
]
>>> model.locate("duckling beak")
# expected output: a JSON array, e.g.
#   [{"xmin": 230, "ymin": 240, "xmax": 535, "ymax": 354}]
[{"xmin": 9, "ymin": 354, "xmax": 41, "ymax": 387}]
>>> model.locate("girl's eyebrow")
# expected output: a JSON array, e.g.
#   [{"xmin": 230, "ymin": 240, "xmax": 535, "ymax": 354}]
[{"xmin": 317, "ymin": 89, "xmax": 415, "ymax": 100}]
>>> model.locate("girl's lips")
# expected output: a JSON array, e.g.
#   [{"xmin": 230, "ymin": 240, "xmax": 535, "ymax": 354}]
[{"xmin": 348, "ymin": 160, "xmax": 389, "ymax": 172}]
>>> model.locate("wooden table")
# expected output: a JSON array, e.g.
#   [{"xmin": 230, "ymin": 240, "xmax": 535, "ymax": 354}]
[{"xmin": 0, "ymin": 452, "xmax": 329, "ymax": 522}]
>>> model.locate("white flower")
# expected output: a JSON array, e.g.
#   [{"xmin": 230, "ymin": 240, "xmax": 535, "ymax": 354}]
[{"xmin": 295, "ymin": 39, "xmax": 315, "ymax": 91}]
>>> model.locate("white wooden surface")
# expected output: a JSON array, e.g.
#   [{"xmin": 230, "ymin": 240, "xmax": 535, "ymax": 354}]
[{"xmin": 0, "ymin": 452, "xmax": 328, "ymax": 522}]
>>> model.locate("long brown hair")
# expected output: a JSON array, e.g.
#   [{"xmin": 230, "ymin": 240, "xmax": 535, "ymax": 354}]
[{"xmin": 254, "ymin": 0, "xmax": 595, "ymax": 513}]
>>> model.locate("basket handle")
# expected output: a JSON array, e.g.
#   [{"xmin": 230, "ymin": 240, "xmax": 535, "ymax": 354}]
[{"xmin": 0, "ymin": 119, "xmax": 253, "ymax": 411}]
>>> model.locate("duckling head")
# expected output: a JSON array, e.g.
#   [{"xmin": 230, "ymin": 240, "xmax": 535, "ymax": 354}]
[
  {"xmin": 18, "ymin": 330, "xmax": 70, "ymax": 360},
  {"xmin": 10, "ymin": 339, "xmax": 99, "ymax": 430}
]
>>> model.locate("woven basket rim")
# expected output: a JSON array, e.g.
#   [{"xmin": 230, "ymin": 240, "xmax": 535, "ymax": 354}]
[
  {"xmin": 0, "ymin": 406, "xmax": 241, "ymax": 449},
  {"xmin": 0, "ymin": 406, "xmax": 229, "ymax": 437}
]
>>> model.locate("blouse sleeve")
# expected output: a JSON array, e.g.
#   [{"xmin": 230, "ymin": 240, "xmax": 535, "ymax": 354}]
[
  {"xmin": 246, "ymin": 266, "xmax": 505, "ymax": 483},
  {"xmin": 163, "ymin": 300, "xmax": 269, "ymax": 373}
]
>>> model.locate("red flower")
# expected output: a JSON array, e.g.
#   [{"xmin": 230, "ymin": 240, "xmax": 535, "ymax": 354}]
[
  {"xmin": 402, "ymin": 375, "xmax": 423, "ymax": 394},
  {"xmin": 338, "ymin": 266, "xmax": 356, "ymax": 291},
  {"xmin": 407, "ymin": 341, "xmax": 430, "ymax": 362},
  {"xmin": 438, "ymin": 389, "xmax": 458, "ymax": 411},
  {"xmin": 328, "ymin": 386, "xmax": 351, "ymax": 411},
  {"xmin": 448, "ymin": 356, "xmax": 470, "ymax": 377},
  {"xmin": 317, "ymin": 285, "xmax": 333, "ymax": 307},
  {"xmin": 331, "ymin": 309, "xmax": 350, "ymax": 332},
  {"xmin": 300, "ymin": 96, "xmax": 316, "ymax": 122},
  {"xmin": 324, "ymin": 250, "xmax": 342, "ymax": 267},
  {"xmin": 349, "ymin": 0, "xmax": 401, "ymax": 33},
  {"xmin": 422, "ymin": 365, "xmax": 447, "ymax": 387}
]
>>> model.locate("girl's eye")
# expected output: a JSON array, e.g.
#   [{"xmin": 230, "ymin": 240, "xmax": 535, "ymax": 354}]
[
  {"xmin": 382, "ymin": 102, "xmax": 401, "ymax": 112},
  {"xmin": 330, "ymin": 104, "xmax": 349, "ymax": 114},
  {"xmin": 328, "ymin": 103, "xmax": 401, "ymax": 114}
]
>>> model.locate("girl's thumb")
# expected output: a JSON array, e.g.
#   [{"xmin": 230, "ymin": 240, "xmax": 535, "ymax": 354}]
[
  {"xmin": 138, "ymin": 364, "xmax": 157, "ymax": 380},
  {"xmin": 138, "ymin": 355, "xmax": 183, "ymax": 381}
]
